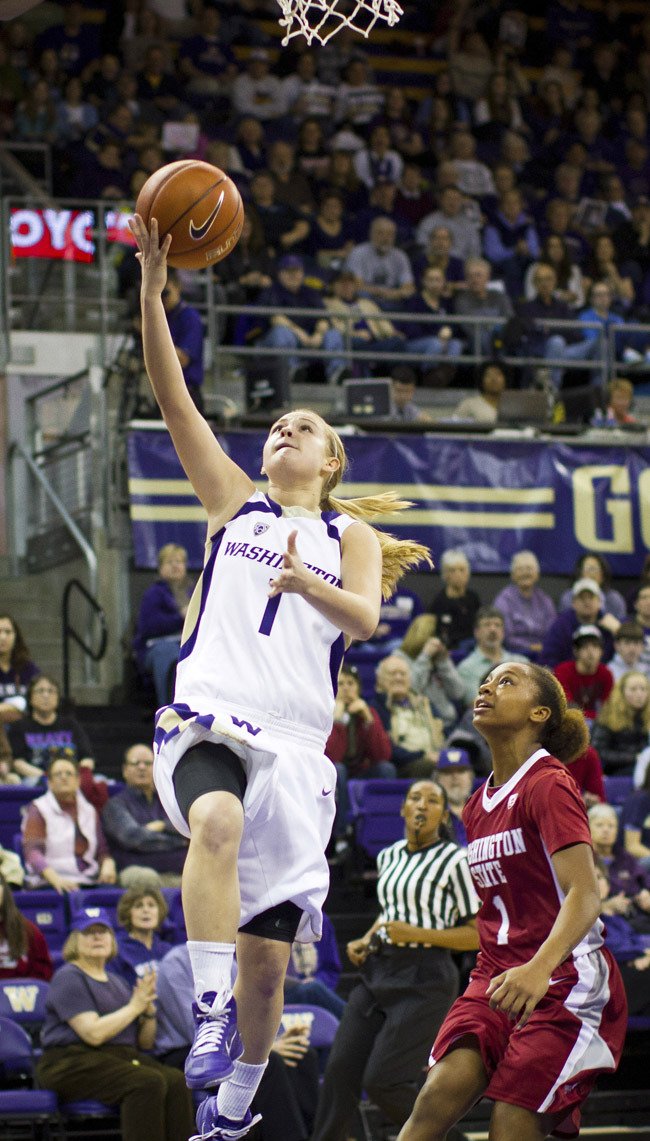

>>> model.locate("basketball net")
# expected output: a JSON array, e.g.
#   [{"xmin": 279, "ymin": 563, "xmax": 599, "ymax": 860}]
[{"xmin": 276, "ymin": 0, "xmax": 403, "ymax": 45}]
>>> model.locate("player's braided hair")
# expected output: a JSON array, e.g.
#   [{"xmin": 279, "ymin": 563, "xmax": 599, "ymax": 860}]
[
  {"xmin": 300, "ymin": 411, "xmax": 433, "ymax": 599},
  {"xmin": 527, "ymin": 664, "xmax": 589, "ymax": 763}
]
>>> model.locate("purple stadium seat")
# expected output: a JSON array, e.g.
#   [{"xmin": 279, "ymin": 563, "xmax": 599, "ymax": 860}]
[
  {"xmin": 12, "ymin": 891, "xmax": 68, "ymax": 955},
  {"xmin": 347, "ymin": 779, "xmax": 410, "ymax": 858},
  {"xmin": 280, "ymin": 1003, "xmax": 340, "ymax": 1049},
  {"xmin": 0, "ymin": 787, "xmax": 40, "ymax": 850},
  {"xmin": 0, "ymin": 1015, "xmax": 59, "ymax": 1137},
  {"xmin": 603, "ymin": 776, "xmax": 635, "ymax": 807},
  {"xmin": 0, "ymin": 979, "xmax": 49, "ymax": 1029}
]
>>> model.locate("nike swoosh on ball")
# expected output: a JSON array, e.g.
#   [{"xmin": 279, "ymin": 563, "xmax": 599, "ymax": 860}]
[{"xmin": 189, "ymin": 191, "xmax": 225, "ymax": 241}]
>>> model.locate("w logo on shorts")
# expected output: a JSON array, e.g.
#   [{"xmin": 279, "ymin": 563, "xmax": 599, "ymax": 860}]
[{"xmin": 254, "ymin": 522, "xmax": 269, "ymax": 535}]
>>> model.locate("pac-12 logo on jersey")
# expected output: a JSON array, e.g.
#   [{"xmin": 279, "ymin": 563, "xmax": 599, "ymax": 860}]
[
  {"xmin": 508, "ymin": 794, "xmax": 518, "ymax": 809},
  {"xmin": 254, "ymin": 522, "xmax": 269, "ymax": 536}
]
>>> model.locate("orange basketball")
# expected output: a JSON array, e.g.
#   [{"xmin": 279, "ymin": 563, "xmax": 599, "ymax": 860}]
[{"xmin": 135, "ymin": 160, "xmax": 244, "ymax": 270}]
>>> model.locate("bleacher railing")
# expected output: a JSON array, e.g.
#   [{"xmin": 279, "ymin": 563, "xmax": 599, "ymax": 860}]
[{"xmin": 3, "ymin": 194, "xmax": 650, "ymax": 387}]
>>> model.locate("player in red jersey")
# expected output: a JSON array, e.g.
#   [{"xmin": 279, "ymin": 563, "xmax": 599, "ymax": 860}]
[{"xmin": 397, "ymin": 661, "xmax": 627, "ymax": 1141}]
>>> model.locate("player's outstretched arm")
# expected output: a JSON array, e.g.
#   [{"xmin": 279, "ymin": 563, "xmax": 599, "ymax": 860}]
[
  {"xmin": 269, "ymin": 522, "xmax": 382, "ymax": 641},
  {"xmin": 129, "ymin": 214, "xmax": 254, "ymax": 522}
]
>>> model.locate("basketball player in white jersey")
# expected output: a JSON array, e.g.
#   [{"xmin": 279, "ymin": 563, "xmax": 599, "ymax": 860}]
[{"xmin": 129, "ymin": 213, "xmax": 430, "ymax": 1141}]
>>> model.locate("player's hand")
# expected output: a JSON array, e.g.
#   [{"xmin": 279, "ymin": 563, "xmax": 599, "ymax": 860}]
[
  {"xmin": 347, "ymin": 937, "xmax": 371, "ymax": 966},
  {"xmin": 268, "ymin": 531, "xmax": 314, "ymax": 598},
  {"xmin": 128, "ymin": 214, "xmax": 172, "ymax": 299},
  {"xmin": 486, "ymin": 962, "xmax": 551, "ymax": 1028}
]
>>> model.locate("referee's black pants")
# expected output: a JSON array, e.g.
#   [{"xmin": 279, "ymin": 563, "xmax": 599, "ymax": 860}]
[{"xmin": 311, "ymin": 945, "xmax": 459, "ymax": 1141}]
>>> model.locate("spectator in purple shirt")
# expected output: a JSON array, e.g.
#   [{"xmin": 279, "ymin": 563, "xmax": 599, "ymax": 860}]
[
  {"xmin": 36, "ymin": 1, "xmax": 101, "ymax": 77},
  {"xmin": 483, "ymin": 186, "xmax": 541, "ymax": 296},
  {"xmin": 178, "ymin": 6, "xmax": 237, "ymax": 108},
  {"xmin": 161, "ymin": 271, "xmax": 204, "ymax": 411},
  {"xmin": 132, "ymin": 543, "xmax": 194, "ymax": 707},
  {"xmin": 111, "ymin": 885, "xmax": 172, "ymax": 987},
  {"xmin": 539, "ymin": 577, "xmax": 616, "ymax": 667},
  {"xmin": 596, "ymin": 860, "xmax": 650, "ymax": 1017},
  {"xmin": 284, "ymin": 911, "xmax": 345, "ymax": 1017},
  {"xmin": 492, "ymin": 550, "xmax": 556, "ymax": 660},
  {"xmin": 102, "ymin": 744, "xmax": 188, "ymax": 883},
  {"xmin": 36, "ymin": 906, "xmax": 192, "ymax": 1141},
  {"xmin": 590, "ymin": 803, "xmax": 650, "ymax": 933}
]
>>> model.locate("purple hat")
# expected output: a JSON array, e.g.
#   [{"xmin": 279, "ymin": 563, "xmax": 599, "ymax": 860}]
[
  {"xmin": 278, "ymin": 254, "xmax": 304, "ymax": 271},
  {"xmin": 436, "ymin": 748, "xmax": 472, "ymax": 771},
  {"xmin": 71, "ymin": 906, "xmax": 113, "ymax": 933}
]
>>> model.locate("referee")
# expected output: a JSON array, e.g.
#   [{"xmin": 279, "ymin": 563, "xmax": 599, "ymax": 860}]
[{"xmin": 311, "ymin": 779, "xmax": 479, "ymax": 1141}]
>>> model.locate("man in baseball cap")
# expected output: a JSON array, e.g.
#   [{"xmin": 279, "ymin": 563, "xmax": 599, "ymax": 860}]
[
  {"xmin": 540, "ymin": 576, "xmax": 615, "ymax": 667},
  {"xmin": 554, "ymin": 624, "xmax": 613, "ymax": 722},
  {"xmin": 436, "ymin": 748, "xmax": 474, "ymax": 847}
]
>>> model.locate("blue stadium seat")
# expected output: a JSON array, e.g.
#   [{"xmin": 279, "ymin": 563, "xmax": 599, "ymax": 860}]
[
  {"xmin": 12, "ymin": 891, "xmax": 68, "ymax": 956},
  {"xmin": 0, "ymin": 1016, "xmax": 59, "ymax": 1141},
  {"xmin": 0, "ymin": 788, "xmax": 40, "ymax": 850},
  {"xmin": 347, "ymin": 780, "xmax": 410, "ymax": 858},
  {"xmin": 0, "ymin": 979, "xmax": 50, "ymax": 1030},
  {"xmin": 603, "ymin": 776, "xmax": 635, "ymax": 807},
  {"xmin": 280, "ymin": 1004, "xmax": 340, "ymax": 1049}
]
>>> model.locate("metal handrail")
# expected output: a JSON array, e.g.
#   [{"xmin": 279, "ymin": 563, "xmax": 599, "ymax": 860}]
[
  {"xmin": 213, "ymin": 304, "xmax": 609, "ymax": 375},
  {"xmin": 7, "ymin": 439, "xmax": 98, "ymax": 597},
  {"xmin": 62, "ymin": 578, "xmax": 107, "ymax": 701}
]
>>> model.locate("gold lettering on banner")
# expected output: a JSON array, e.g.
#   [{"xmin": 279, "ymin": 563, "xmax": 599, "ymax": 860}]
[
  {"xmin": 639, "ymin": 469, "xmax": 650, "ymax": 549},
  {"xmin": 572, "ymin": 465, "xmax": 633, "ymax": 553}
]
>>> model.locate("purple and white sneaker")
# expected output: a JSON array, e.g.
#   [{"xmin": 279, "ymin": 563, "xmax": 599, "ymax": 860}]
[
  {"xmin": 184, "ymin": 994, "xmax": 243, "ymax": 1090},
  {"xmin": 191, "ymin": 1097, "xmax": 262, "ymax": 1141}
]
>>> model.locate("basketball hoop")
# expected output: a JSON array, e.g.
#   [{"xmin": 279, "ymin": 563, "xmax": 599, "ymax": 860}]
[{"xmin": 276, "ymin": 0, "xmax": 403, "ymax": 45}]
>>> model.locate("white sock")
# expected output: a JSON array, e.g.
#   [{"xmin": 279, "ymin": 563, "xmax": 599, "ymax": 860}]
[
  {"xmin": 217, "ymin": 1060, "xmax": 267, "ymax": 1122},
  {"xmin": 187, "ymin": 940, "xmax": 235, "ymax": 1011}
]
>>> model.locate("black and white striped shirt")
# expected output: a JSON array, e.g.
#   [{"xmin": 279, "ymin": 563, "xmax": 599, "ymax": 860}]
[{"xmin": 377, "ymin": 839, "xmax": 479, "ymax": 942}]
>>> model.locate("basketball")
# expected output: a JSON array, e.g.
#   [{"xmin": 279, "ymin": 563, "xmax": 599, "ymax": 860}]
[{"xmin": 135, "ymin": 160, "xmax": 244, "ymax": 270}]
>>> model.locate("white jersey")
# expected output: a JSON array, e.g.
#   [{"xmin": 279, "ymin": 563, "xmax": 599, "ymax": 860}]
[{"xmin": 175, "ymin": 491, "xmax": 356, "ymax": 737}]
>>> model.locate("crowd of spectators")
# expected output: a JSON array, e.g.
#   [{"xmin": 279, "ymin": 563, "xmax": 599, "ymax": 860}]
[
  {"xmin": 6, "ymin": 2, "xmax": 650, "ymax": 405},
  {"xmin": 3, "ymin": 1, "xmax": 650, "ymax": 1132},
  {"xmin": 0, "ymin": 534, "xmax": 650, "ymax": 1135}
]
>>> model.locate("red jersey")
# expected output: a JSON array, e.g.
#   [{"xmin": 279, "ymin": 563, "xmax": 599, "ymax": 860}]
[{"xmin": 463, "ymin": 748, "xmax": 603, "ymax": 977}]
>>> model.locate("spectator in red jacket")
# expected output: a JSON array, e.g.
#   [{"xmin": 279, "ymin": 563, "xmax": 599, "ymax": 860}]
[
  {"xmin": 554, "ymin": 624, "xmax": 614, "ymax": 722},
  {"xmin": 564, "ymin": 744, "xmax": 606, "ymax": 809},
  {"xmin": 0, "ymin": 871, "xmax": 53, "ymax": 980},
  {"xmin": 325, "ymin": 665, "xmax": 396, "ymax": 853}
]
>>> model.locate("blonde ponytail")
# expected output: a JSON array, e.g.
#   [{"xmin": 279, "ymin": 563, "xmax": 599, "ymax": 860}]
[{"xmin": 323, "ymin": 490, "xmax": 433, "ymax": 599}]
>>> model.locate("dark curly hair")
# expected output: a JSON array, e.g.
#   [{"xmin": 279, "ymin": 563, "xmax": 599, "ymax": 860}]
[{"xmin": 527, "ymin": 664, "xmax": 589, "ymax": 763}]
